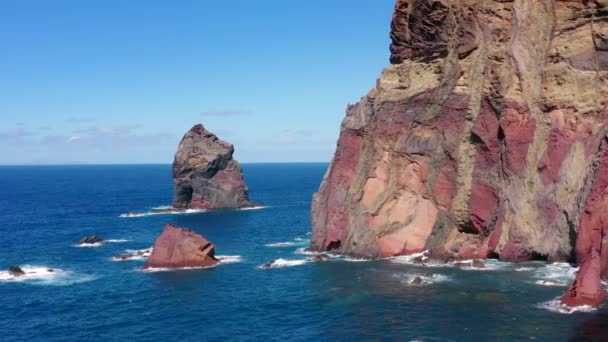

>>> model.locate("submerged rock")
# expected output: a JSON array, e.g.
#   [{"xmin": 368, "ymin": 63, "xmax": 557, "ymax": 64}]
[
  {"xmin": 113, "ymin": 249, "xmax": 152, "ymax": 261},
  {"xmin": 79, "ymin": 236, "xmax": 103, "ymax": 245},
  {"xmin": 410, "ymin": 276, "xmax": 424, "ymax": 286},
  {"xmin": 308, "ymin": 254, "xmax": 330, "ymax": 263},
  {"xmin": 172, "ymin": 124, "xmax": 253, "ymax": 210},
  {"xmin": 8, "ymin": 266, "xmax": 25, "ymax": 277},
  {"xmin": 142, "ymin": 224, "xmax": 219, "ymax": 270}
]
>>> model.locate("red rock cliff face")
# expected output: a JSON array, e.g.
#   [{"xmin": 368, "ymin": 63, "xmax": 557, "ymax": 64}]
[{"xmin": 312, "ymin": 0, "xmax": 608, "ymax": 306}]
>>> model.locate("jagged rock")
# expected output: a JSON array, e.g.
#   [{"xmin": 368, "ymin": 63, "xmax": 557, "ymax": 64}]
[
  {"xmin": 173, "ymin": 124, "xmax": 253, "ymax": 209},
  {"xmin": 561, "ymin": 251, "xmax": 607, "ymax": 307},
  {"xmin": 308, "ymin": 254, "xmax": 330, "ymax": 263},
  {"xmin": 471, "ymin": 259, "xmax": 486, "ymax": 269},
  {"xmin": 142, "ymin": 224, "xmax": 219, "ymax": 269},
  {"xmin": 409, "ymin": 276, "xmax": 424, "ymax": 285},
  {"xmin": 79, "ymin": 236, "xmax": 103, "ymax": 245},
  {"xmin": 311, "ymin": 0, "xmax": 608, "ymax": 307},
  {"xmin": 8, "ymin": 266, "xmax": 25, "ymax": 277}
]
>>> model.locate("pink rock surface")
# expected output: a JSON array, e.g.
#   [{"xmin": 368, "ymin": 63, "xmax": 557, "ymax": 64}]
[
  {"xmin": 312, "ymin": 0, "xmax": 608, "ymax": 307},
  {"xmin": 143, "ymin": 224, "xmax": 219, "ymax": 269}
]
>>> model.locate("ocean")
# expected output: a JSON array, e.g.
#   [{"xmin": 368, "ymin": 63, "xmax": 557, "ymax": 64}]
[{"xmin": 0, "ymin": 163, "xmax": 605, "ymax": 341}]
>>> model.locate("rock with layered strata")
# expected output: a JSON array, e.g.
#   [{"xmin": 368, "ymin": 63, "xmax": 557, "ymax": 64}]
[
  {"xmin": 311, "ymin": 0, "xmax": 608, "ymax": 307},
  {"xmin": 173, "ymin": 124, "xmax": 253, "ymax": 209},
  {"xmin": 142, "ymin": 224, "xmax": 219, "ymax": 269}
]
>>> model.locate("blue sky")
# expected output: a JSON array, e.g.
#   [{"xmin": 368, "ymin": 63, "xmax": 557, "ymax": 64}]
[{"xmin": 0, "ymin": 0, "xmax": 394, "ymax": 164}]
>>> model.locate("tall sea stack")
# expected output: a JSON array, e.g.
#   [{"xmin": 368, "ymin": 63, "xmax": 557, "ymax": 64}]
[
  {"xmin": 173, "ymin": 124, "xmax": 253, "ymax": 209},
  {"xmin": 312, "ymin": 0, "xmax": 608, "ymax": 307}
]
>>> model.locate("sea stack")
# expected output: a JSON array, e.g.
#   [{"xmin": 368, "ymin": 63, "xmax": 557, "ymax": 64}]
[
  {"xmin": 143, "ymin": 224, "xmax": 219, "ymax": 269},
  {"xmin": 311, "ymin": 0, "xmax": 608, "ymax": 307},
  {"xmin": 173, "ymin": 124, "xmax": 253, "ymax": 209}
]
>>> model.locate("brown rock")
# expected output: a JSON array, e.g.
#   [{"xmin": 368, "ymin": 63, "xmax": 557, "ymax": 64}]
[
  {"xmin": 142, "ymin": 224, "xmax": 219, "ymax": 269},
  {"xmin": 173, "ymin": 124, "xmax": 254, "ymax": 210},
  {"xmin": 8, "ymin": 266, "xmax": 25, "ymax": 277},
  {"xmin": 471, "ymin": 259, "xmax": 486, "ymax": 269}
]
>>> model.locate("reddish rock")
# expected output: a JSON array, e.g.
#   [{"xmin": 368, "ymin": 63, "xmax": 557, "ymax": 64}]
[
  {"xmin": 142, "ymin": 224, "xmax": 219, "ymax": 269},
  {"xmin": 311, "ymin": 0, "xmax": 608, "ymax": 307},
  {"xmin": 173, "ymin": 124, "xmax": 253, "ymax": 210},
  {"xmin": 561, "ymin": 251, "xmax": 607, "ymax": 307}
]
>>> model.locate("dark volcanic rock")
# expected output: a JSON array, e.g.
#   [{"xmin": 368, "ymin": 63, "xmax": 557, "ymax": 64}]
[
  {"xmin": 8, "ymin": 266, "xmax": 25, "ymax": 277},
  {"xmin": 311, "ymin": 0, "xmax": 608, "ymax": 307},
  {"xmin": 79, "ymin": 236, "xmax": 103, "ymax": 245},
  {"xmin": 142, "ymin": 224, "xmax": 219, "ymax": 270},
  {"xmin": 172, "ymin": 124, "xmax": 253, "ymax": 210}
]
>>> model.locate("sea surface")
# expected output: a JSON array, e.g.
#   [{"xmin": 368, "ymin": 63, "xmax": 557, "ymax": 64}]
[{"xmin": 0, "ymin": 163, "xmax": 606, "ymax": 341}]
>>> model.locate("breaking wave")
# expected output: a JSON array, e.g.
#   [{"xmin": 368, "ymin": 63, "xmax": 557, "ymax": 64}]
[
  {"xmin": 120, "ymin": 208, "xmax": 207, "ymax": 218},
  {"xmin": 0, "ymin": 266, "xmax": 96, "ymax": 286},
  {"xmin": 106, "ymin": 239, "xmax": 130, "ymax": 243},
  {"xmin": 112, "ymin": 248, "xmax": 153, "ymax": 261},
  {"xmin": 216, "ymin": 255, "xmax": 242, "ymax": 264},
  {"xmin": 238, "ymin": 206, "xmax": 267, "ymax": 211},
  {"xmin": 532, "ymin": 262, "xmax": 576, "ymax": 287},
  {"xmin": 396, "ymin": 272, "xmax": 452, "ymax": 286},
  {"xmin": 73, "ymin": 242, "xmax": 102, "ymax": 248},
  {"xmin": 537, "ymin": 298, "xmax": 596, "ymax": 314},
  {"xmin": 265, "ymin": 242, "xmax": 297, "ymax": 248},
  {"xmin": 257, "ymin": 258, "xmax": 308, "ymax": 269}
]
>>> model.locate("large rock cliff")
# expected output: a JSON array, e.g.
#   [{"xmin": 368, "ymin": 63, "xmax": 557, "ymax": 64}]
[
  {"xmin": 173, "ymin": 124, "xmax": 253, "ymax": 209},
  {"xmin": 311, "ymin": 0, "xmax": 608, "ymax": 306}
]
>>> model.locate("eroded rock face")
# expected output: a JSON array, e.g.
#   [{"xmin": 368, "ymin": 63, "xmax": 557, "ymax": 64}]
[
  {"xmin": 173, "ymin": 124, "xmax": 253, "ymax": 209},
  {"xmin": 142, "ymin": 224, "xmax": 219, "ymax": 269},
  {"xmin": 312, "ymin": 0, "xmax": 608, "ymax": 306}
]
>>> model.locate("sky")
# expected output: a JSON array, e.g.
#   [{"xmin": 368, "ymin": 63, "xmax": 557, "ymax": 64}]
[{"xmin": 0, "ymin": 0, "xmax": 395, "ymax": 164}]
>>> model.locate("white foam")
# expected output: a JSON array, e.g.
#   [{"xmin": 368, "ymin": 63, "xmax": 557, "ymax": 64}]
[
  {"xmin": 391, "ymin": 253, "xmax": 511, "ymax": 271},
  {"xmin": 532, "ymin": 262, "xmax": 577, "ymax": 287},
  {"xmin": 535, "ymin": 279, "xmax": 567, "ymax": 287},
  {"xmin": 238, "ymin": 206, "xmax": 267, "ymax": 211},
  {"xmin": 265, "ymin": 242, "xmax": 296, "ymax": 248},
  {"xmin": 456, "ymin": 259, "xmax": 512, "ymax": 271},
  {"xmin": 515, "ymin": 267, "xmax": 535, "ymax": 272},
  {"xmin": 73, "ymin": 242, "xmax": 102, "ymax": 248},
  {"xmin": 141, "ymin": 265, "xmax": 217, "ymax": 273},
  {"xmin": 294, "ymin": 248, "xmax": 340, "ymax": 259},
  {"xmin": 397, "ymin": 272, "xmax": 451, "ymax": 286},
  {"xmin": 344, "ymin": 257, "xmax": 373, "ymax": 262},
  {"xmin": 112, "ymin": 248, "xmax": 153, "ymax": 262},
  {"xmin": 216, "ymin": 255, "xmax": 242, "ymax": 264},
  {"xmin": 120, "ymin": 208, "xmax": 207, "ymax": 218},
  {"xmin": 106, "ymin": 239, "xmax": 129, "ymax": 243},
  {"xmin": 0, "ymin": 266, "xmax": 95, "ymax": 285},
  {"xmin": 257, "ymin": 258, "xmax": 308, "ymax": 269},
  {"xmin": 294, "ymin": 237, "xmax": 309, "ymax": 242},
  {"xmin": 537, "ymin": 298, "xmax": 596, "ymax": 314}
]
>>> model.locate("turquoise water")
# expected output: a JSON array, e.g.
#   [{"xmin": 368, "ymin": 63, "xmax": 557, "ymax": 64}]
[{"xmin": 0, "ymin": 163, "xmax": 605, "ymax": 341}]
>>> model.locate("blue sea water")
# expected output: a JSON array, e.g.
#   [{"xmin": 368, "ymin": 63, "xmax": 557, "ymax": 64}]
[{"xmin": 0, "ymin": 163, "xmax": 606, "ymax": 341}]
